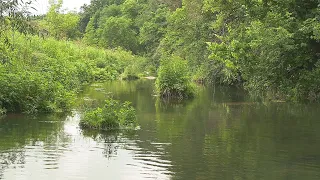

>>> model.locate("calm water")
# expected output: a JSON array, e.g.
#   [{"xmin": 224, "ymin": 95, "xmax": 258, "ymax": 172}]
[{"xmin": 1, "ymin": 80, "xmax": 320, "ymax": 180}]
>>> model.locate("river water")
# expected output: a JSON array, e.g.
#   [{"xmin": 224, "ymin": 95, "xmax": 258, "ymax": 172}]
[{"xmin": 1, "ymin": 80, "xmax": 320, "ymax": 180}]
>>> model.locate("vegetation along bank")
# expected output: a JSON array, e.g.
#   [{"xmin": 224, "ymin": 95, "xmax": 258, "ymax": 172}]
[{"xmin": 1, "ymin": 0, "xmax": 320, "ymax": 116}]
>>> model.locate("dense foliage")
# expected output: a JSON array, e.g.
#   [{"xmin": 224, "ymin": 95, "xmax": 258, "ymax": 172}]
[
  {"xmin": 155, "ymin": 56, "xmax": 195, "ymax": 99},
  {"xmin": 80, "ymin": 98, "xmax": 137, "ymax": 130},
  {"xmin": 205, "ymin": 0, "xmax": 320, "ymax": 101},
  {"xmin": 0, "ymin": 0, "xmax": 147, "ymax": 114},
  {"xmin": 0, "ymin": 32, "xmax": 145, "ymax": 113},
  {"xmin": 1, "ymin": 0, "xmax": 320, "ymax": 116},
  {"xmin": 39, "ymin": 0, "xmax": 81, "ymax": 39},
  {"xmin": 78, "ymin": 0, "xmax": 320, "ymax": 102}
]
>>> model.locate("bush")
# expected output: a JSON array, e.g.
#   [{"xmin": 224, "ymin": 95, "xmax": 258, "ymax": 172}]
[
  {"xmin": 207, "ymin": 10, "xmax": 320, "ymax": 102},
  {"xmin": 80, "ymin": 98, "xmax": 137, "ymax": 130},
  {"xmin": 120, "ymin": 56, "xmax": 147, "ymax": 80},
  {"xmin": 90, "ymin": 48, "xmax": 148, "ymax": 81},
  {"xmin": 0, "ymin": 34, "xmax": 89, "ymax": 113},
  {"xmin": 155, "ymin": 56, "xmax": 195, "ymax": 99},
  {"xmin": 120, "ymin": 66, "xmax": 140, "ymax": 80},
  {"xmin": 0, "ymin": 70, "xmax": 75, "ymax": 113},
  {"xmin": 0, "ymin": 106, "xmax": 6, "ymax": 116},
  {"xmin": 0, "ymin": 32, "xmax": 148, "ymax": 114}
]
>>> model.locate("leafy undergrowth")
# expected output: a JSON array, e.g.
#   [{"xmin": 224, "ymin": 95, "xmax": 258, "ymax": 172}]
[
  {"xmin": 80, "ymin": 98, "xmax": 138, "ymax": 130},
  {"xmin": 155, "ymin": 56, "xmax": 195, "ymax": 99},
  {"xmin": 0, "ymin": 106, "xmax": 5, "ymax": 117},
  {"xmin": 0, "ymin": 32, "xmax": 147, "ymax": 114}
]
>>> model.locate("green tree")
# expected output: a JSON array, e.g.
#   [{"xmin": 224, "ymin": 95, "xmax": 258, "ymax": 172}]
[
  {"xmin": 206, "ymin": 0, "xmax": 320, "ymax": 101},
  {"xmin": 41, "ymin": 0, "xmax": 80, "ymax": 39},
  {"xmin": 139, "ymin": 5, "xmax": 170, "ymax": 63},
  {"xmin": 158, "ymin": 0, "xmax": 214, "ymax": 81},
  {"xmin": 98, "ymin": 16, "xmax": 139, "ymax": 52}
]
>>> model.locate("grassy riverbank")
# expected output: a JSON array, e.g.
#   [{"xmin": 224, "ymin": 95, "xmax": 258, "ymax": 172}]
[{"xmin": 0, "ymin": 32, "xmax": 146, "ymax": 114}]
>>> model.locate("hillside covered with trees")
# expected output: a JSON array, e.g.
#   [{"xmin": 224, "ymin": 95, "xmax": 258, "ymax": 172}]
[{"xmin": 78, "ymin": 0, "xmax": 320, "ymax": 102}]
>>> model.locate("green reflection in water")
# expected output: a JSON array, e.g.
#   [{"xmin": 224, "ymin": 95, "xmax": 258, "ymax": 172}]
[
  {"xmin": 0, "ymin": 113, "xmax": 71, "ymax": 178},
  {"xmin": 87, "ymin": 80, "xmax": 320, "ymax": 179},
  {"xmin": 1, "ymin": 80, "xmax": 320, "ymax": 180}
]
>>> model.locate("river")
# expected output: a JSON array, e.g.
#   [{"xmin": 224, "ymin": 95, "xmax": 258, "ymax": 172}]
[{"xmin": 1, "ymin": 80, "xmax": 320, "ymax": 180}]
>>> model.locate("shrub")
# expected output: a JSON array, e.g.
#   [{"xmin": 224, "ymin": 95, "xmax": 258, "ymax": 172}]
[
  {"xmin": 89, "ymin": 48, "xmax": 148, "ymax": 81},
  {"xmin": 80, "ymin": 98, "xmax": 137, "ymax": 130},
  {"xmin": 120, "ymin": 56, "xmax": 147, "ymax": 80},
  {"xmin": 155, "ymin": 56, "xmax": 195, "ymax": 99},
  {"xmin": 120, "ymin": 65, "xmax": 140, "ymax": 80},
  {"xmin": 92, "ymin": 67, "xmax": 119, "ymax": 81},
  {"xmin": 0, "ymin": 106, "xmax": 6, "ymax": 116},
  {"xmin": 0, "ymin": 32, "xmax": 148, "ymax": 114},
  {"xmin": 0, "ymin": 69, "xmax": 75, "ymax": 113}
]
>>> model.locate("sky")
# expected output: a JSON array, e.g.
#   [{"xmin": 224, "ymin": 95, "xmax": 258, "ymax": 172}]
[{"xmin": 31, "ymin": 0, "xmax": 91, "ymax": 14}]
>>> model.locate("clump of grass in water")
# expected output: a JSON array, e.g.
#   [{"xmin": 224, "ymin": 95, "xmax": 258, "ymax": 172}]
[
  {"xmin": 155, "ymin": 56, "xmax": 195, "ymax": 99},
  {"xmin": 80, "ymin": 98, "xmax": 138, "ymax": 130}
]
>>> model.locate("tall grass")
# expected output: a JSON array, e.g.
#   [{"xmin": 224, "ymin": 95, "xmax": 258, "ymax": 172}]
[
  {"xmin": 0, "ymin": 32, "xmax": 146, "ymax": 114},
  {"xmin": 80, "ymin": 98, "xmax": 137, "ymax": 130},
  {"xmin": 155, "ymin": 56, "xmax": 195, "ymax": 99}
]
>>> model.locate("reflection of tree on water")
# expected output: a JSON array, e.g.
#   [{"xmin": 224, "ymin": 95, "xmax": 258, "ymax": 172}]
[
  {"xmin": 0, "ymin": 150, "xmax": 25, "ymax": 179},
  {"xmin": 81, "ymin": 125, "xmax": 173, "ymax": 179},
  {"xmin": 154, "ymin": 84, "xmax": 320, "ymax": 179},
  {"xmin": 202, "ymin": 104, "xmax": 320, "ymax": 179},
  {"xmin": 82, "ymin": 129, "xmax": 136, "ymax": 159},
  {"xmin": 0, "ymin": 113, "xmax": 72, "ymax": 177},
  {"xmin": 78, "ymin": 80, "xmax": 320, "ymax": 179},
  {"xmin": 80, "ymin": 80, "xmax": 156, "ymax": 113},
  {"xmin": 78, "ymin": 80, "xmax": 173, "ymax": 179}
]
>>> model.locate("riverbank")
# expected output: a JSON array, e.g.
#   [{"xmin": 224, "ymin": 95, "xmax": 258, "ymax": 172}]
[{"xmin": 0, "ymin": 33, "xmax": 147, "ymax": 114}]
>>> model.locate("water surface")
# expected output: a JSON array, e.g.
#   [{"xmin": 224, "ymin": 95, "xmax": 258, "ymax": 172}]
[{"xmin": 1, "ymin": 80, "xmax": 320, "ymax": 180}]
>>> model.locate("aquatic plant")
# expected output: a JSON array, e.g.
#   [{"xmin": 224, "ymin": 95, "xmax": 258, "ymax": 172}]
[
  {"xmin": 80, "ymin": 98, "xmax": 137, "ymax": 130},
  {"xmin": 155, "ymin": 56, "xmax": 195, "ymax": 99}
]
